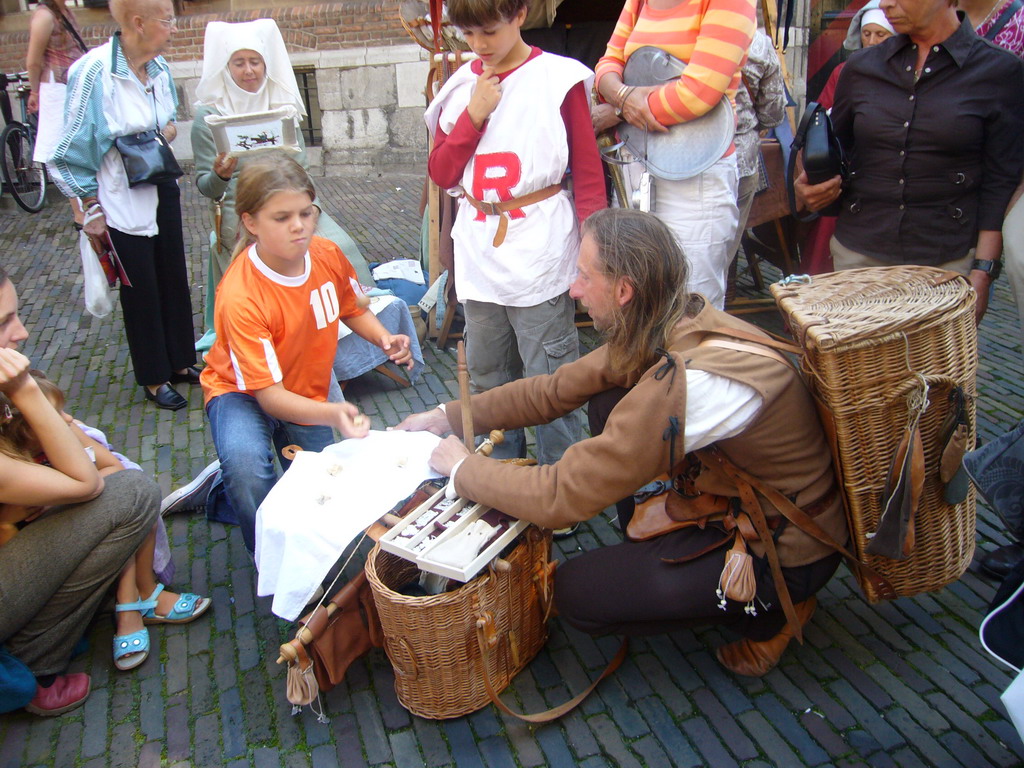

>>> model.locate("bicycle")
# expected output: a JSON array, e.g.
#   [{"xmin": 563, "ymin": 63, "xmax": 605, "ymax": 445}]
[{"xmin": 0, "ymin": 71, "xmax": 48, "ymax": 213}]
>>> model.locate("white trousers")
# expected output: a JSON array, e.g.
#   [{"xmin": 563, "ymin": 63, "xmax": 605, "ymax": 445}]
[{"xmin": 622, "ymin": 153, "xmax": 740, "ymax": 309}]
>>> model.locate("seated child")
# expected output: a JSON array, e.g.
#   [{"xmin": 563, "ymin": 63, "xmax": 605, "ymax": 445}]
[
  {"xmin": 201, "ymin": 154, "xmax": 413, "ymax": 557},
  {"xmin": 0, "ymin": 372, "xmax": 210, "ymax": 671}
]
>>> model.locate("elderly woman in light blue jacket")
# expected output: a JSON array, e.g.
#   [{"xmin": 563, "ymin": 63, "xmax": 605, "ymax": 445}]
[{"xmin": 49, "ymin": 0, "xmax": 197, "ymax": 412}]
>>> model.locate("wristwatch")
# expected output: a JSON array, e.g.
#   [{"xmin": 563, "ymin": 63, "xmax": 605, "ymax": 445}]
[{"xmin": 971, "ymin": 258, "xmax": 1002, "ymax": 280}]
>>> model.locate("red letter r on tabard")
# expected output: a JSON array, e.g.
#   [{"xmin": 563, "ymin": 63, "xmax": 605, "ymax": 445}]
[{"xmin": 471, "ymin": 152, "xmax": 525, "ymax": 222}]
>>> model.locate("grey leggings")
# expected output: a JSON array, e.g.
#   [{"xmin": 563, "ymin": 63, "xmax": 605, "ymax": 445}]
[{"xmin": 0, "ymin": 470, "xmax": 160, "ymax": 675}]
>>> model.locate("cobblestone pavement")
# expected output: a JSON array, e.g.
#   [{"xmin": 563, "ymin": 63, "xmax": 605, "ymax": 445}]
[{"xmin": 0, "ymin": 173, "xmax": 1022, "ymax": 768}]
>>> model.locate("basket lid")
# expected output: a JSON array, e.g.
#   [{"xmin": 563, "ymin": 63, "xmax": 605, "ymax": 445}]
[{"xmin": 769, "ymin": 266, "xmax": 976, "ymax": 351}]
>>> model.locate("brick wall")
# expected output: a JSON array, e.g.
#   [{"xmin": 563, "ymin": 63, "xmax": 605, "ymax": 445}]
[{"xmin": 0, "ymin": 1, "xmax": 411, "ymax": 71}]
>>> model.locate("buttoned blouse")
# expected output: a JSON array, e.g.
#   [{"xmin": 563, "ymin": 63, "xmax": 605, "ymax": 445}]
[{"xmin": 830, "ymin": 16, "xmax": 1024, "ymax": 264}]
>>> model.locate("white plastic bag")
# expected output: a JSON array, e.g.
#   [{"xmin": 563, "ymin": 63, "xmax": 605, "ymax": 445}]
[{"xmin": 79, "ymin": 231, "xmax": 114, "ymax": 318}]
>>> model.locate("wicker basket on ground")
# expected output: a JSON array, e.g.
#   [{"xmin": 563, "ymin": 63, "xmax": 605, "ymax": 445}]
[
  {"xmin": 365, "ymin": 526, "xmax": 552, "ymax": 719},
  {"xmin": 771, "ymin": 266, "xmax": 977, "ymax": 602}
]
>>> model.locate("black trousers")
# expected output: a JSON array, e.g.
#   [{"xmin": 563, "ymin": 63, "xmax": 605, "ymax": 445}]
[
  {"xmin": 107, "ymin": 182, "xmax": 196, "ymax": 387},
  {"xmin": 552, "ymin": 388, "xmax": 841, "ymax": 642}
]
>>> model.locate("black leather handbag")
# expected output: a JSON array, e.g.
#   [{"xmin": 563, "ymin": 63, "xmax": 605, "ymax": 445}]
[
  {"xmin": 787, "ymin": 101, "xmax": 846, "ymax": 221},
  {"xmin": 114, "ymin": 128, "xmax": 183, "ymax": 188}
]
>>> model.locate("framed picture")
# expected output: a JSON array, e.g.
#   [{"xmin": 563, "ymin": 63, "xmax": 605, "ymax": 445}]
[{"xmin": 204, "ymin": 106, "xmax": 301, "ymax": 158}]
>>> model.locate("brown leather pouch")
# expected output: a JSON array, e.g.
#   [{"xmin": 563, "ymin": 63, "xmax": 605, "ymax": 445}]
[
  {"xmin": 867, "ymin": 417, "xmax": 925, "ymax": 561},
  {"xmin": 295, "ymin": 570, "xmax": 384, "ymax": 693},
  {"xmin": 938, "ymin": 386, "xmax": 971, "ymax": 504},
  {"xmin": 716, "ymin": 532, "xmax": 757, "ymax": 612},
  {"xmin": 625, "ymin": 476, "xmax": 730, "ymax": 541}
]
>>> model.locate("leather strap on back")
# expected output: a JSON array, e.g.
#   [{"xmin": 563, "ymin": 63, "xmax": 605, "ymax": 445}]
[
  {"xmin": 699, "ymin": 445, "xmax": 897, "ymax": 600},
  {"xmin": 697, "ymin": 447, "xmax": 803, "ymax": 642}
]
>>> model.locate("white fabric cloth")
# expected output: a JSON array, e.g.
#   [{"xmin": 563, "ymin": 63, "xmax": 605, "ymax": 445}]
[
  {"xmin": 621, "ymin": 153, "xmax": 740, "ymax": 310},
  {"xmin": 194, "ymin": 19, "xmax": 305, "ymax": 118},
  {"xmin": 683, "ymin": 368, "xmax": 761, "ymax": 451},
  {"xmin": 255, "ymin": 430, "xmax": 443, "ymax": 620},
  {"xmin": 424, "ymin": 53, "xmax": 592, "ymax": 307}
]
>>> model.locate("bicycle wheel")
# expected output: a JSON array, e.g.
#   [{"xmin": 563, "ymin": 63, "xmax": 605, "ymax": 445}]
[{"xmin": 1, "ymin": 122, "xmax": 47, "ymax": 213}]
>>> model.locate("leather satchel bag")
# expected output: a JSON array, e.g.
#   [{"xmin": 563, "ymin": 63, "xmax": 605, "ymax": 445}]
[
  {"xmin": 787, "ymin": 101, "xmax": 846, "ymax": 221},
  {"xmin": 297, "ymin": 570, "xmax": 383, "ymax": 693},
  {"xmin": 280, "ymin": 569, "xmax": 384, "ymax": 721},
  {"xmin": 114, "ymin": 128, "xmax": 183, "ymax": 188}
]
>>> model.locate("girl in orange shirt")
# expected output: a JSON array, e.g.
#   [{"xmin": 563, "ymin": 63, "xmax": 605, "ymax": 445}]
[{"xmin": 201, "ymin": 156, "xmax": 412, "ymax": 555}]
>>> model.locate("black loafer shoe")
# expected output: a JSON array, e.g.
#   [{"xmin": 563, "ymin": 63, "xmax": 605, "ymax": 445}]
[
  {"xmin": 144, "ymin": 383, "xmax": 187, "ymax": 411},
  {"xmin": 981, "ymin": 543, "xmax": 1024, "ymax": 580},
  {"xmin": 169, "ymin": 366, "xmax": 202, "ymax": 386}
]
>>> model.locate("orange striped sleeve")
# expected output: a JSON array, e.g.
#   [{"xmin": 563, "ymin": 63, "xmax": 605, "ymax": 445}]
[
  {"xmin": 594, "ymin": 0, "xmax": 642, "ymax": 91},
  {"xmin": 650, "ymin": 0, "xmax": 756, "ymax": 125}
]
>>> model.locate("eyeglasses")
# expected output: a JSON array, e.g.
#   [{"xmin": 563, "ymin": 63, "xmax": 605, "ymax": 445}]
[{"xmin": 154, "ymin": 16, "xmax": 177, "ymax": 28}]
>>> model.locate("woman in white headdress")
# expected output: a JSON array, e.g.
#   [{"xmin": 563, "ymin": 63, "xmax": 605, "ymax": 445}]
[{"xmin": 191, "ymin": 19, "xmax": 366, "ymax": 351}]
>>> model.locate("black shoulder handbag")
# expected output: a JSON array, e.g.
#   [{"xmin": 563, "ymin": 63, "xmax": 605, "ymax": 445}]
[
  {"xmin": 787, "ymin": 101, "xmax": 846, "ymax": 221},
  {"xmin": 113, "ymin": 91, "xmax": 183, "ymax": 188}
]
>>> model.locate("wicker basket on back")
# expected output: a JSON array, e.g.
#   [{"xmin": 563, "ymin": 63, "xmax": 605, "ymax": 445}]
[
  {"xmin": 771, "ymin": 266, "xmax": 977, "ymax": 602},
  {"xmin": 365, "ymin": 526, "xmax": 552, "ymax": 719}
]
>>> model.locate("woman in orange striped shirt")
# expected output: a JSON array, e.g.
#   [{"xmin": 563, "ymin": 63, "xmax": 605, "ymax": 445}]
[{"xmin": 595, "ymin": 0, "xmax": 756, "ymax": 309}]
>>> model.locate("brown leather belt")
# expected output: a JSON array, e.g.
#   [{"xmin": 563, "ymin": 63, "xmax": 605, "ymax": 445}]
[
  {"xmin": 800, "ymin": 484, "xmax": 840, "ymax": 519},
  {"xmin": 463, "ymin": 182, "xmax": 563, "ymax": 247},
  {"xmin": 739, "ymin": 483, "xmax": 839, "ymax": 537}
]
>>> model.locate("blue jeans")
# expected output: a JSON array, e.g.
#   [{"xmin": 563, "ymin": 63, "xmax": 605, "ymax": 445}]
[{"xmin": 207, "ymin": 392, "xmax": 334, "ymax": 554}]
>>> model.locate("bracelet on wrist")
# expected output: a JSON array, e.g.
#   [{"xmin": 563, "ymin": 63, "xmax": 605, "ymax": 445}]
[{"xmin": 615, "ymin": 83, "xmax": 631, "ymax": 107}]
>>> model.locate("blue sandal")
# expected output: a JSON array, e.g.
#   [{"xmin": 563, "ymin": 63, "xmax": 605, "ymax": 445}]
[
  {"xmin": 141, "ymin": 584, "xmax": 212, "ymax": 625},
  {"xmin": 113, "ymin": 595, "xmax": 156, "ymax": 671}
]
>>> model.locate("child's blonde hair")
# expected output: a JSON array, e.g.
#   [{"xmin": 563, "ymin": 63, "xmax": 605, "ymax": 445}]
[
  {"xmin": 0, "ymin": 370, "xmax": 65, "ymax": 460},
  {"xmin": 233, "ymin": 155, "xmax": 317, "ymax": 258}
]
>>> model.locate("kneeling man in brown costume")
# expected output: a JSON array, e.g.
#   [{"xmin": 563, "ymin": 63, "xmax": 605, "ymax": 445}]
[{"xmin": 396, "ymin": 208, "xmax": 849, "ymax": 676}]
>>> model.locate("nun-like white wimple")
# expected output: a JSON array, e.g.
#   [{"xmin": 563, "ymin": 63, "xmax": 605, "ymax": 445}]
[{"xmin": 194, "ymin": 19, "xmax": 306, "ymax": 117}]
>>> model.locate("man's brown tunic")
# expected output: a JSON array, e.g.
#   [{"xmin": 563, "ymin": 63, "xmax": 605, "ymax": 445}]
[{"xmin": 445, "ymin": 300, "xmax": 848, "ymax": 567}]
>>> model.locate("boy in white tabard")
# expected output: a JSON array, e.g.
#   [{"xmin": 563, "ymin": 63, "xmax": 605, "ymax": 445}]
[{"xmin": 424, "ymin": 0, "xmax": 606, "ymax": 467}]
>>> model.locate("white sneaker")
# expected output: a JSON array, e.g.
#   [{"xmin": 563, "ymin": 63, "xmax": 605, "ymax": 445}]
[{"xmin": 161, "ymin": 460, "xmax": 221, "ymax": 515}]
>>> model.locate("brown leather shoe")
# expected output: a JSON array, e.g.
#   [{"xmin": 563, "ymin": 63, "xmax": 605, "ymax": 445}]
[
  {"xmin": 715, "ymin": 597, "xmax": 817, "ymax": 677},
  {"xmin": 24, "ymin": 673, "xmax": 91, "ymax": 716}
]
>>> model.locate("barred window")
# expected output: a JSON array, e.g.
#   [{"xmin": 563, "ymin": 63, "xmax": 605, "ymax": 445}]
[{"xmin": 293, "ymin": 66, "xmax": 323, "ymax": 147}]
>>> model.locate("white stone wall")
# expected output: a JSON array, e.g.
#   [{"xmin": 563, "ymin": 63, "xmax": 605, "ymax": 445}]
[{"xmin": 169, "ymin": 43, "xmax": 431, "ymax": 176}]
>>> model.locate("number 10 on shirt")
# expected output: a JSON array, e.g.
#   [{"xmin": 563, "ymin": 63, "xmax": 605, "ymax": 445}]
[{"xmin": 309, "ymin": 282, "xmax": 341, "ymax": 329}]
